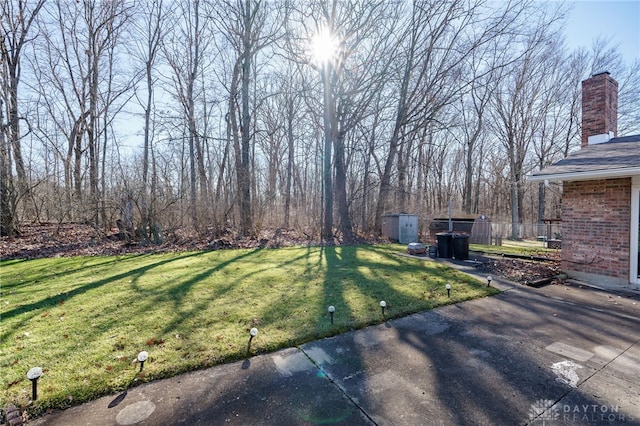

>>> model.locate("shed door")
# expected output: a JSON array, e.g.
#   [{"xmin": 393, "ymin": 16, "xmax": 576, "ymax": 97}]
[{"xmin": 398, "ymin": 215, "xmax": 418, "ymax": 244}]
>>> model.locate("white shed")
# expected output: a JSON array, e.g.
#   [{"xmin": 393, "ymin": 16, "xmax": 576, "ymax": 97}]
[{"xmin": 381, "ymin": 214, "xmax": 419, "ymax": 244}]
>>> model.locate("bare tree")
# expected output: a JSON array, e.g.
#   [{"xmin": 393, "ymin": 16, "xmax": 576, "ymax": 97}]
[
  {"xmin": 163, "ymin": 0, "xmax": 211, "ymax": 230},
  {"xmin": 131, "ymin": 0, "xmax": 166, "ymax": 239},
  {"xmin": 529, "ymin": 38, "xmax": 580, "ymax": 231},
  {"xmin": 31, "ymin": 0, "xmax": 134, "ymax": 228},
  {"xmin": 490, "ymin": 8, "xmax": 563, "ymax": 239},
  {"xmin": 0, "ymin": 0, "xmax": 45, "ymax": 236},
  {"xmin": 281, "ymin": 71, "xmax": 305, "ymax": 229},
  {"xmin": 373, "ymin": 0, "xmax": 530, "ymax": 234},
  {"xmin": 458, "ymin": 38, "xmax": 510, "ymax": 215},
  {"xmin": 287, "ymin": 0, "xmax": 398, "ymax": 240},
  {"xmin": 211, "ymin": 0, "xmax": 282, "ymax": 236}
]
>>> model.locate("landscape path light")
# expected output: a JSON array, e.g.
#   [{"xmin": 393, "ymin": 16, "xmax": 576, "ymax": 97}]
[
  {"xmin": 247, "ymin": 327, "xmax": 258, "ymax": 354},
  {"xmin": 328, "ymin": 305, "xmax": 335, "ymax": 325},
  {"xmin": 446, "ymin": 283, "xmax": 451, "ymax": 298},
  {"xmin": 27, "ymin": 367, "xmax": 42, "ymax": 401},
  {"xmin": 137, "ymin": 351, "xmax": 148, "ymax": 372},
  {"xmin": 487, "ymin": 275, "xmax": 493, "ymax": 287},
  {"xmin": 380, "ymin": 300, "xmax": 386, "ymax": 317}
]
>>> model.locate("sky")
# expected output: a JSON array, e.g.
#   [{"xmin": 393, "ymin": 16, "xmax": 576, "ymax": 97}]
[{"xmin": 563, "ymin": 0, "xmax": 640, "ymax": 64}]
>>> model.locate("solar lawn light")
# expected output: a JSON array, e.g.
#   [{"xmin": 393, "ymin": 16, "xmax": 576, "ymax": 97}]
[
  {"xmin": 137, "ymin": 351, "xmax": 148, "ymax": 372},
  {"xmin": 328, "ymin": 305, "xmax": 335, "ymax": 324},
  {"xmin": 380, "ymin": 300, "xmax": 386, "ymax": 317},
  {"xmin": 446, "ymin": 283, "xmax": 451, "ymax": 298},
  {"xmin": 27, "ymin": 367, "xmax": 42, "ymax": 401},
  {"xmin": 487, "ymin": 275, "xmax": 493, "ymax": 287},
  {"xmin": 247, "ymin": 328, "xmax": 259, "ymax": 354}
]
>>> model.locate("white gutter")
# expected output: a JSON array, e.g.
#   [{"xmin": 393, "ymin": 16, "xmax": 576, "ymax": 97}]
[{"xmin": 527, "ymin": 167, "xmax": 640, "ymax": 182}]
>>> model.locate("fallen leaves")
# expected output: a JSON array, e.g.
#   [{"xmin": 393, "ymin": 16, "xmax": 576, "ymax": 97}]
[
  {"xmin": 1, "ymin": 223, "xmax": 386, "ymax": 260},
  {"xmin": 145, "ymin": 337, "xmax": 165, "ymax": 346},
  {"xmin": 479, "ymin": 257, "xmax": 562, "ymax": 284}
]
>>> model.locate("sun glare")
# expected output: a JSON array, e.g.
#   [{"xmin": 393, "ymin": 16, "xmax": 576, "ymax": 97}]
[{"xmin": 311, "ymin": 27, "xmax": 339, "ymax": 65}]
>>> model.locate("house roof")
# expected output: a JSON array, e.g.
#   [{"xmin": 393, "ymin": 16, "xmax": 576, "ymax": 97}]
[{"xmin": 528, "ymin": 134, "xmax": 640, "ymax": 182}]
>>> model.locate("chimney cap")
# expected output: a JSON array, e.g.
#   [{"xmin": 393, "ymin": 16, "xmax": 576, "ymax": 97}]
[{"xmin": 591, "ymin": 71, "xmax": 611, "ymax": 78}]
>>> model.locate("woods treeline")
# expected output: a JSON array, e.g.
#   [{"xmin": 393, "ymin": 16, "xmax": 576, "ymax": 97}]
[{"xmin": 1, "ymin": 0, "xmax": 639, "ymax": 241}]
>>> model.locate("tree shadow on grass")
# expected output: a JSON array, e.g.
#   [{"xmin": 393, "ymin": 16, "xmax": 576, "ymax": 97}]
[
  {"xmin": 153, "ymin": 248, "xmax": 274, "ymax": 336},
  {"xmin": 0, "ymin": 256, "xmax": 123, "ymax": 293},
  {"xmin": 0, "ymin": 251, "xmax": 208, "ymax": 341}
]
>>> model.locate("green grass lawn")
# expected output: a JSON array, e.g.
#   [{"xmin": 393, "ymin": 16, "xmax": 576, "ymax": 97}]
[
  {"xmin": 1, "ymin": 244, "xmax": 497, "ymax": 413},
  {"xmin": 470, "ymin": 240, "xmax": 558, "ymax": 256}
]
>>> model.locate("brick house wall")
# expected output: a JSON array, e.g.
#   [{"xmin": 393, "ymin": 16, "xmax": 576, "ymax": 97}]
[{"xmin": 561, "ymin": 178, "xmax": 631, "ymax": 281}]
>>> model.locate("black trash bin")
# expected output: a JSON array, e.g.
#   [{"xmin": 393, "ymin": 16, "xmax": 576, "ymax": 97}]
[
  {"xmin": 436, "ymin": 232, "xmax": 453, "ymax": 258},
  {"xmin": 452, "ymin": 233, "xmax": 470, "ymax": 260}
]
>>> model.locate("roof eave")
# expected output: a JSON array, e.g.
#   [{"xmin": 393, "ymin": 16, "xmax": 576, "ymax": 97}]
[{"xmin": 527, "ymin": 167, "xmax": 640, "ymax": 182}]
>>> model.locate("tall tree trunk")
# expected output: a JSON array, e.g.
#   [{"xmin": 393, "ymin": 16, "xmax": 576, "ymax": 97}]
[
  {"xmin": 188, "ymin": 128, "xmax": 198, "ymax": 229},
  {"xmin": 509, "ymin": 145, "xmax": 519, "ymax": 240},
  {"xmin": 187, "ymin": 0, "xmax": 202, "ymax": 230},
  {"xmin": 0, "ymin": 100, "xmax": 17, "ymax": 236},
  {"xmin": 238, "ymin": 0, "xmax": 253, "ymax": 236},
  {"xmin": 88, "ymin": 42, "xmax": 100, "ymax": 226},
  {"xmin": 374, "ymin": 24, "xmax": 414, "ymax": 234},
  {"xmin": 216, "ymin": 120, "xmax": 230, "ymax": 211},
  {"xmin": 133, "ymin": 0, "xmax": 165, "ymax": 236},
  {"xmin": 321, "ymin": 64, "xmax": 334, "ymax": 240},
  {"xmin": 361, "ymin": 135, "xmax": 374, "ymax": 233},
  {"xmin": 284, "ymin": 97, "xmax": 294, "ymax": 229},
  {"xmin": 334, "ymin": 130, "xmax": 352, "ymax": 240},
  {"xmin": 73, "ymin": 119, "xmax": 83, "ymax": 202},
  {"xmin": 6, "ymin": 65, "xmax": 26, "ymax": 197},
  {"xmin": 142, "ymin": 50, "xmax": 153, "ymax": 233},
  {"xmin": 463, "ymin": 139, "xmax": 475, "ymax": 214},
  {"xmin": 473, "ymin": 143, "xmax": 484, "ymax": 214}
]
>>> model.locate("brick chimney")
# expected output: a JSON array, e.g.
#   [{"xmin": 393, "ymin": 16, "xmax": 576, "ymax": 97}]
[{"xmin": 581, "ymin": 71, "xmax": 618, "ymax": 147}]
